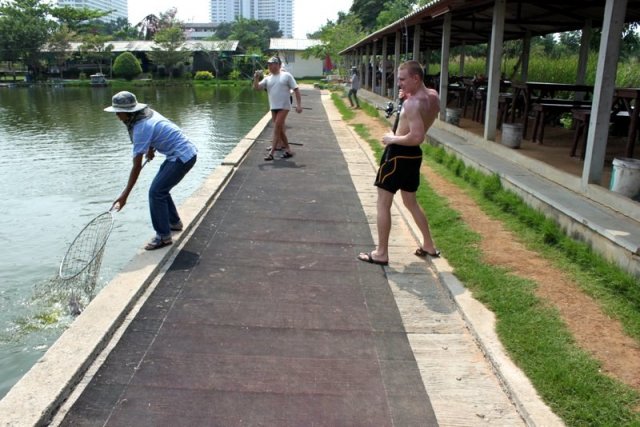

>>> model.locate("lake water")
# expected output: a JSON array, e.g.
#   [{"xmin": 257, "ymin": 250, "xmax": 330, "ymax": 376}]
[{"xmin": 0, "ymin": 84, "xmax": 267, "ymax": 398}]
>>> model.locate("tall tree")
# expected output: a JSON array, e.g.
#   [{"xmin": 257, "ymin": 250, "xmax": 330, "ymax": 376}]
[
  {"xmin": 620, "ymin": 24, "xmax": 640, "ymax": 59},
  {"xmin": 304, "ymin": 14, "xmax": 366, "ymax": 74},
  {"xmin": 147, "ymin": 25, "xmax": 191, "ymax": 78},
  {"xmin": 349, "ymin": 0, "xmax": 385, "ymax": 30},
  {"xmin": 213, "ymin": 18, "xmax": 281, "ymax": 53},
  {"xmin": 0, "ymin": 0, "xmax": 55, "ymax": 70},
  {"xmin": 49, "ymin": 6, "xmax": 107, "ymax": 34},
  {"xmin": 375, "ymin": 0, "xmax": 413, "ymax": 29},
  {"xmin": 79, "ymin": 34, "xmax": 113, "ymax": 73},
  {"xmin": 47, "ymin": 24, "xmax": 75, "ymax": 77},
  {"xmin": 108, "ymin": 17, "xmax": 139, "ymax": 40},
  {"xmin": 212, "ymin": 21, "xmax": 234, "ymax": 40},
  {"xmin": 233, "ymin": 18, "xmax": 282, "ymax": 52}
]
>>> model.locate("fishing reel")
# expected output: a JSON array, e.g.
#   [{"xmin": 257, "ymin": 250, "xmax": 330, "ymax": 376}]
[{"xmin": 383, "ymin": 101, "xmax": 396, "ymax": 118}]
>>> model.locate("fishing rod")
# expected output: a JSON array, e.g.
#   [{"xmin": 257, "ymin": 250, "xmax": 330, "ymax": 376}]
[
  {"xmin": 392, "ymin": 97, "xmax": 404, "ymax": 134},
  {"xmin": 245, "ymin": 137, "xmax": 304, "ymax": 146}
]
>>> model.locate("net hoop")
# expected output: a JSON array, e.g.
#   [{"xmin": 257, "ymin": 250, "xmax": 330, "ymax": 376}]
[{"xmin": 59, "ymin": 211, "xmax": 114, "ymax": 280}]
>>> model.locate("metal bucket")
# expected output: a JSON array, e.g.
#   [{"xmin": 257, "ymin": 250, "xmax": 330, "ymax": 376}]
[
  {"xmin": 446, "ymin": 108, "xmax": 462, "ymax": 126},
  {"xmin": 501, "ymin": 123, "xmax": 523, "ymax": 148},
  {"xmin": 609, "ymin": 157, "xmax": 640, "ymax": 198}
]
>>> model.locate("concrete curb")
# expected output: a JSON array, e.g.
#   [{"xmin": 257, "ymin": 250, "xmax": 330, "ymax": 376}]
[
  {"xmin": 432, "ymin": 264, "xmax": 564, "ymax": 426},
  {"xmin": 0, "ymin": 111, "xmax": 274, "ymax": 427}
]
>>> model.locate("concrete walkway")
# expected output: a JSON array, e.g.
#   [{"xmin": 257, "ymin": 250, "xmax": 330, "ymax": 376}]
[{"xmin": 0, "ymin": 87, "xmax": 561, "ymax": 426}]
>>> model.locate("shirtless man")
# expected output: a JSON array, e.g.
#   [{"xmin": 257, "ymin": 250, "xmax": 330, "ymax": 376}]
[{"xmin": 358, "ymin": 60, "xmax": 440, "ymax": 266}]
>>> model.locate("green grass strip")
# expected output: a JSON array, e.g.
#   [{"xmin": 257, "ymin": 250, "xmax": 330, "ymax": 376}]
[
  {"xmin": 330, "ymin": 93, "xmax": 640, "ymax": 426},
  {"xmin": 331, "ymin": 92, "xmax": 355, "ymax": 121},
  {"xmin": 424, "ymin": 145, "xmax": 640, "ymax": 342},
  {"xmin": 420, "ymin": 144, "xmax": 640, "ymax": 426}
]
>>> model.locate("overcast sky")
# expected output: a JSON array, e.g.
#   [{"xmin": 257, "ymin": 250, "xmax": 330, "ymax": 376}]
[{"xmin": 128, "ymin": 0, "xmax": 353, "ymax": 39}]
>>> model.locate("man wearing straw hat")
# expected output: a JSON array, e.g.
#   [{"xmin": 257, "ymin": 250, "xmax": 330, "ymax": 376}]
[{"xmin": 104, "ymin": 91, "xmax": 197, "ymax": 250}]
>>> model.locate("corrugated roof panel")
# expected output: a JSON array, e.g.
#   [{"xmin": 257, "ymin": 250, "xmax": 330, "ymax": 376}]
[
  {"xmin": 269, "ymin": 38, "xmax": 322, "ymax": 50},
  {"xmin": 52, "ymin": 40, "xmax": 239, "ymax": 53}
]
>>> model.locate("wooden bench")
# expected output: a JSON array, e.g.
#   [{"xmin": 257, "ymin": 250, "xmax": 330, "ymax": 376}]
[
  {"xmin": 531, "ymin": 101, "xmax": 592, "ymax": 143},
  {"xmin": 571, "ymin": 109, "xmax": 632, "ymax": 158}
]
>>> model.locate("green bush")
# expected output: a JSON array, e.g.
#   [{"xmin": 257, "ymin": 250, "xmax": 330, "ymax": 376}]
[
  {"xmin": 194, "ymin": 70, "xmax": 214, "ymax": 80},
  {"xmin": 78, "ymin": 72, "xmax": 87, "ymax": 80},
  {"xmin": 228, "ymin": 70, "xmax": 241, "ymax": 80},
  {"xmin": 112, "ymin": 52, "xmax": 142, "ymax": 81}
]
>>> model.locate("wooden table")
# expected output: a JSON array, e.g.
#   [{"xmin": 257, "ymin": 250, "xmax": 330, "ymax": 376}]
[
  {"xmin": 510, "ymin": 82, "xmax": 595, "ymax": 138},
  {"xmin": 447, "ymin": 84, "xmax": 468, "ymax": 108},
  {"xmin": 612, "ymin": 87, "xmax": 640, "ymax": 157}
]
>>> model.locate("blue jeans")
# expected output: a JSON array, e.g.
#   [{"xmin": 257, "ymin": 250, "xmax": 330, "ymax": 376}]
[
  {"xmin": 149, "ymin": 156, "xmax": 196, "ymax": 239},
  {"xmin": 348, "ymin": 88, "xmax": 360, "ymax": 107}
]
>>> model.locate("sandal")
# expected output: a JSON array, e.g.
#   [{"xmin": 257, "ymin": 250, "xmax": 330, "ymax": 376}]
[
  {"xmin": 145, "ymin": 236, "xmax": 172, "ymax": 251},
  {"xmin": 415, "ymin": 247, "xmax": 440, "ymax": 258},
  {"xmin": 281, "ymin": 151, "xmax": 293, "ymax": 159},
  {"xmin": 357, "ymin": 252, "xmax": 388, "ymax": 266},
  {"xmin": 264, "ymin": 153, "xmax": 274, "ymax": 161},
  {"xmin": 170, "ymin": 221, "xmax": 183, "ymax": 231}
]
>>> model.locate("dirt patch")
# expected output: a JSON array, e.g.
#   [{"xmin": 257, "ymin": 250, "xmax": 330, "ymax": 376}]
[{"xmin": 349, "ymin": 110, "xmax": 640, "ymax": 391}]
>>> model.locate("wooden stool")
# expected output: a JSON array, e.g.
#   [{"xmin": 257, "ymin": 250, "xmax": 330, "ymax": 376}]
[{"xmin": 570, "ymin": 109, "xmax": 590, "ymax": 158}]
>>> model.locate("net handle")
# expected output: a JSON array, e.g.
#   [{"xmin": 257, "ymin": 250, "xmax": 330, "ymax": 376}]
[{"xmin": 110, "ymin": 158, "xmax": 150, "ymax": 212}]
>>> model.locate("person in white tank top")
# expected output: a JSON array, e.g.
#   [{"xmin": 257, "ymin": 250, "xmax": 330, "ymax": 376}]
[{"xmin": 253, "ymin": 56, "xmax": 303, "ymax": 160}]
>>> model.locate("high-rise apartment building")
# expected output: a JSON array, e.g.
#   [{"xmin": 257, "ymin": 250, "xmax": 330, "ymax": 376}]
[
  {"xmin": 210, "ymin": 0, "xmax": 293, "ymax": 38},
  {"xmin": 55, "ymin": 0, "xmax": 127, "ymax": 22}
]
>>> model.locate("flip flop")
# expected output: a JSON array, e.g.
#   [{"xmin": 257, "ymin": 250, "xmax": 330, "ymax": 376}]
[
  {"xmin": 357, "ymin": 252, "xmax": 388, "ymax": 266},
  {"xmin": 145, "ymin": 236, "xmax": 172, "ymax": 251},
  {"xmin": 281, "ymin": 151, "xmax": 293, "ymax": 159},
  {"xmin": 415, "ymin": 247, "xmax": 441, "ymax": 258},
  {"xmin": 264, "ymin": 153, "xmax": 274, "ymax": 161}
]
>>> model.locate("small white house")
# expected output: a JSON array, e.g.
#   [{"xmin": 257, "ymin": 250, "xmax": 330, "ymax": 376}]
[
  {"xmin": 183, "ymin": 23, "xmax": 218, "ymax": 40},
  {"xmin": 269, "ymin": 38, "xmax": 324, "ymax": 78}
]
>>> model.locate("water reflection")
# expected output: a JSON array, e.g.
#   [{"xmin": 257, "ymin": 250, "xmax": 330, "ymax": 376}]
[{"xmin": 0, "ymin": 84, "xmax": 267, "ymax": 397}]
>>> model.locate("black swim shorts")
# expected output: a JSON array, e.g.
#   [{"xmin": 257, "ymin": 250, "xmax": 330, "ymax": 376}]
[{"xmin": 374, "ymin": 145, "xmax": 423, "ymax": 193}]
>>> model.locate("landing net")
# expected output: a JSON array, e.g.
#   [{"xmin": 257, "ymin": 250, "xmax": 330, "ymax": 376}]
[{"xmin": 58, "ymin": 211, "xmax": 114, "ymax": 303}]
